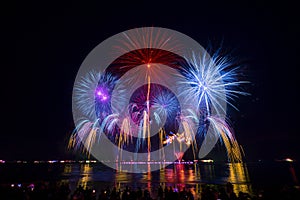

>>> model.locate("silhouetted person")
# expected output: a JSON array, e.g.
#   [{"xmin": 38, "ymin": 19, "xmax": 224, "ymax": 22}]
[
  {"xmin": 137, "ymin": 187, "xmax": 143, "ymax": 200},
  {"xmin": 219, "ymin": 187, "xmax": 229, "ymax": 200},
  {"xmin": 110, "ymin": 186, "xmax": 118, "ymax": 200},
  {"xmin": 187, "ymin": 189, "xmax": 194, "ymax": 200},
  {"xmin": 122, "ymin": 186, "xmax": 131, "ymax": 200},
  {"xmin": 158, "ymin": 185, "xmax": 163, "ymax": 200},
  {"xmin": 226, "ymin": 182, "xmax": 237, "ymax": 200},
  {"xmin": 144, "ymin": 188, "xmax": 151, "ymax": 200}
]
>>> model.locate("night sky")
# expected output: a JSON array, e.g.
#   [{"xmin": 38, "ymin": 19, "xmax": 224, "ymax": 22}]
[{"xmin": 6, "ymin": 1, "xmax": 300, "ymax": 161}]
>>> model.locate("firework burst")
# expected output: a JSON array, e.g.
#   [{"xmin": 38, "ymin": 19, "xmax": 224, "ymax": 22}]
[
  {"xmin": 178, "ymin": 51, "xmax": 249, "ymax": 115},
  {"xmin": 70, "ymin": 28, "xmax": 249, "ymax": 164}
]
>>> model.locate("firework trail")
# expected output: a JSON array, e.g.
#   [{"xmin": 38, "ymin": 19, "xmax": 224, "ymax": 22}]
[{"xmin": 207, "ymin": 115, "xmax": 243, "ymax": 162}]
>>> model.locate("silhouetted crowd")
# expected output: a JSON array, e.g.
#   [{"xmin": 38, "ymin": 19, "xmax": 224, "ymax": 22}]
[
  {"xmin": 199, "ymin": 183, "xmax": 300, "ymax": 200},
  {"xmin": 1, "ymin": 182, "xmax": 300, "ymax": 200}
]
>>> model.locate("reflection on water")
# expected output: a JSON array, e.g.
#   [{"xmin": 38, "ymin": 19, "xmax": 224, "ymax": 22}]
[
  {"xmin": 78, "ymin": 164, "xmax": 93, "ymax": 189},
  {"xmin": 61, "ymin": 162, "xmax": 251, "ymax": 198},
  {"xmin": 228, "ymin": 163, "xmax": 252, "ymax": 195}
]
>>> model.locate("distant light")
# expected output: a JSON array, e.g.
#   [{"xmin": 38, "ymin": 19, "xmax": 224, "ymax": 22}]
[
  {"xmin": 60, "ymin": 160, "xmax": 65, "ymax": 163},
  {"xmin": 0, "ymin": 160, "xmax": 5, "ymax": 164},
  {"xmin": 147, "ymin": 64, "xmax": 151, "ymax": 68},
  {"xmin": 48, "ymin": 160, "xmax": 58, "ymax": 164},
  {"xmin": 285, "ymin": 158, "xmax": 293, "ymax": 162},
  {"xmin": 200, "ymin": 159, "xmax": 214, "ymax": 163},
  {"xmin": 11, "ymin": 184, "xmax": 15, "ymax": 188},
  {"xmin": 97, "ymin": 91, "xmax": 102, "ymax": 96}
]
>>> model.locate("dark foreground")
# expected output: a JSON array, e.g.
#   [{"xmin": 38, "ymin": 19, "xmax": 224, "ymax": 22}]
[
  {"xmin": 1, "ymin": 181, "xmax": 300, "ymax": 200},
  {"xmin": 1, "ymin": 161, "xmax": 299, "ymax": 200}
]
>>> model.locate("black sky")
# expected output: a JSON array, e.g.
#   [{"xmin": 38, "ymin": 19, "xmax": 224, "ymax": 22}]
[{"xmin": 5, "ymin": 1, "xmax": 300, "ymax": 161}]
